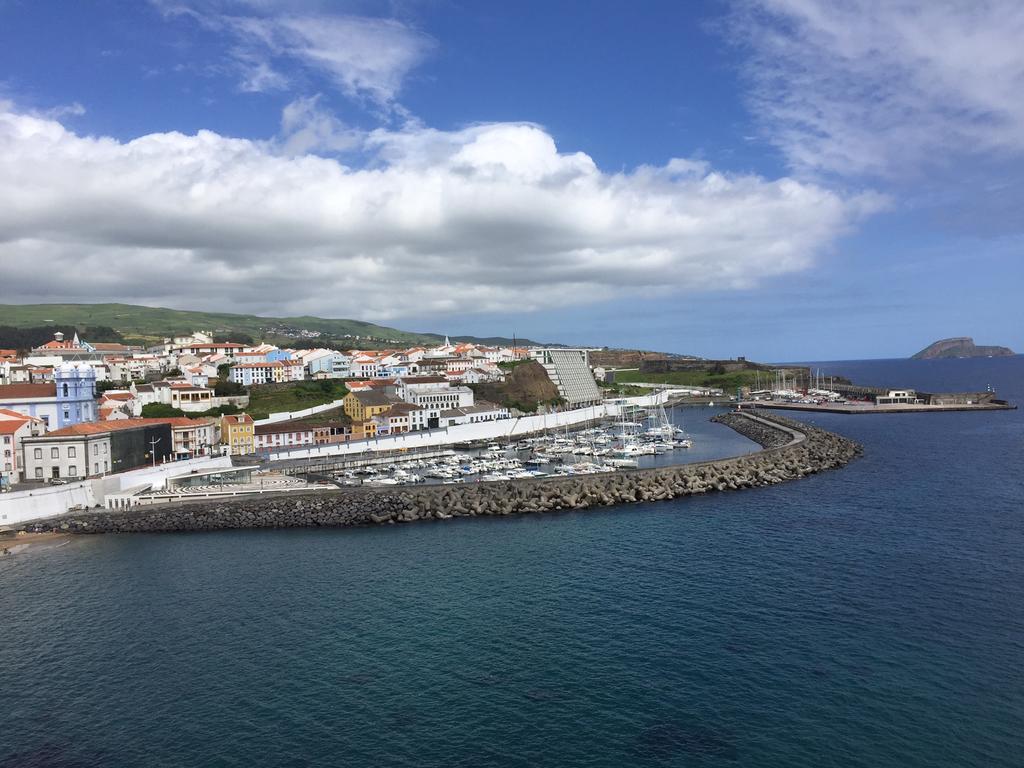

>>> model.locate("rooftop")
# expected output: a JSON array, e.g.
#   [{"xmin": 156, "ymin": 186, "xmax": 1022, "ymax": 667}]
[{"xmin": 0, "ymin": 382, "xmax": 57, "ymax": 399}]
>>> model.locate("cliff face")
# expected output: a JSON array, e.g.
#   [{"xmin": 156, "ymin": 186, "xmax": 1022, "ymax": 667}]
[{"xmin": 912, "ymin": 337, "xmax": 1015, "ymax": 360}]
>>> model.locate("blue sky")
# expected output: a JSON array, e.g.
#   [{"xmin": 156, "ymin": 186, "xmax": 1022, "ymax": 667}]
[{"xmin": 1, "ymin": 0, "xmax": 1022, "ymax": 360}]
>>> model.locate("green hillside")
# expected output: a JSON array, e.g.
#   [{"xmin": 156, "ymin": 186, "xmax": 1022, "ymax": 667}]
[{"xmin": 0, "ymin": 303, "xmax": 546, "ymax": 347}]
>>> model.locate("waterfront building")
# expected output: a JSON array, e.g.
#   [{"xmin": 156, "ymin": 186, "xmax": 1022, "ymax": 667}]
[
  {"xmin": 221, "ymin": 414, "xmax": 255, "ymax": 456},
  {"xmin": 404, "ymin": 384, "xmax": 474, "ymax": 411},
  {"xmin": 530, "ymin": 348, "xmax": 603, "ymax": 407},
  {"xmin": 438, "ymin": 402, "xmax": 511, "ymax": 428},
  {"xmin": 877, "ymin": 390, "xmax": 923, "ymax": 405},
  {"xmin": 372, "ymin": 403, "xmax": 422, "ymax": 435},
  {"xmin": 164, "ymin": 417, "xmax": 219, "ymax": 459},
  {"xmin": 343, "ymin": 390, "xmax": 400, "ymax": 422},
  {"xmin": 254, "ymin": 422, "xmax": 316, "ymax": 451},
  {"xmin": 20, "ymin": 420, "xmax": 174, "ymax": 481}
]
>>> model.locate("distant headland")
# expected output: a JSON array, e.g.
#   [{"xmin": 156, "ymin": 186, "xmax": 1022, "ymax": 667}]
[{"xmin": 912, "ymin": 337, "xmax": 1015, "ymax": 360}]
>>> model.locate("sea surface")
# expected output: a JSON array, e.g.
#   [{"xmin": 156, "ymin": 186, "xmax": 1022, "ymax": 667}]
[{"xmin": 1, "ymin": 357, "xmax": 1022, "ymax": 767}]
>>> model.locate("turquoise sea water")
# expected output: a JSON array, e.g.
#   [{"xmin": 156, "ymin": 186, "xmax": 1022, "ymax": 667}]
[{"xmin": 2, "ymin": 357, "xmax": 1022, "ymax": 767}]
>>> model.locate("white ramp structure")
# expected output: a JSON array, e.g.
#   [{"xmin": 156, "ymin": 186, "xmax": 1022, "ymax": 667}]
[{"xmin": 532, "ymin": 348, "xmax": 603, "ymax": 407}]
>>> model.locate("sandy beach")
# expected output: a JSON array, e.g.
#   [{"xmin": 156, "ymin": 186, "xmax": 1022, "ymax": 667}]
[{"xmin": 0, "ymin": 532, "xmax": 74, "ymax": 557}]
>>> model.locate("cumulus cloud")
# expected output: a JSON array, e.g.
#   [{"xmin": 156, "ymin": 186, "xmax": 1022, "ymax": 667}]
[
  {"xmin": 728, "ymin": 0, "xmax": 1024, "ymax": 177},
  {"xmin": 0, "ymin": 104, "xmax": 879, "ymax": 320}
]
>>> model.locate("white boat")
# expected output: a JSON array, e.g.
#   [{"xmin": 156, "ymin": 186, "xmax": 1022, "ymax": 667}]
[{"xmin": 606, "ymin": 457, "xmax": 638, "ymax": 468}]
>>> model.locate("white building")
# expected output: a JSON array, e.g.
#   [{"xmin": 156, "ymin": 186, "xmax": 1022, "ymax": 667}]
[
  {"xmin": 530, "ymin": 348, "xmax": 602, "ymax": 407},
  {"xmin": 229, "ymin": 361, "xmax": 304, "ymax": 386},
  {"xmin": 438, "ymin": 402, "xmax": 510, "ymax": 428},
  {"xmin": 254, "ymin": 422, "xmax": 316, "ymax": 451},
  {"xmin": 0, "ymin": 409, "xmax": 46, "ymax": 487}
]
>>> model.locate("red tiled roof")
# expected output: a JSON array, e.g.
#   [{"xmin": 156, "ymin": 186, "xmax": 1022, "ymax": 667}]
[
  {"xmin": 0, "ymin": 416, "xmax": 33, "ymax": 434},
  {"xmin": 255, "ymin": 421, "xmax": 316, "ymax": 435},
  {"xmin": 0, "ymin": 382, "xmax": 57, "ymax": 399},
  {"xmin": 40, "ymin": 417, "xmax": 213, "ymax": 438},
  {"xmin": 231, "ymin": 361, "xmax": 298, "ymax": 369}
]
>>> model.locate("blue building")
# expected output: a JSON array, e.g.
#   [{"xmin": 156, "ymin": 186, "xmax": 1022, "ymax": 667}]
[
  {"xmin": 0, "ymin": 363, "xmax": 97, "ymax": 430},
  {"xmin": 55, "ymin": 363, "xmax": 98, "ymax": 428}
]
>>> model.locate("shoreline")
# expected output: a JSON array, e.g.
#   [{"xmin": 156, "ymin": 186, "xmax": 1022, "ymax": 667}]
[
  {"xmin": 0, "ymin": 532, "xmax": 74, "ymax": 557},
  {"xmin": 19, "ymin": 411, "xmax": 863, "ymax": 535}
]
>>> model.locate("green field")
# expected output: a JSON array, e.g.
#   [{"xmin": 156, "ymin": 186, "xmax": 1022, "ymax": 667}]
[
  {"xmin": 245, "ymin": 381, "xmax": 350, "ymax": 421},
  {"xmin": 0, "ymin": 303, "xmax": 546, "ymax": 347},
  {"xmin": 597, "ymin": 381, "xmax": 653, "ymax": 396},
  {"xmin": 613, "ymin": 369, "xmax": 768, "ymax": 392}
]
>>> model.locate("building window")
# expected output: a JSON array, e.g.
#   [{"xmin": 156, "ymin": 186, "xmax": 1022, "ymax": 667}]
[
  {"xmin": 68, "ymin": 446, "xmax": 77, "ymax": 458},
  {"xmin": 68, "ymin": 465, "xmax": 76, "ymax": 476},
  {"xmin": 35, "ymin": 448, "xmax": 42, "ymax": 460},
  {"xmin": 62, "ymin": 383, "xmax": 69, "ymax": 397},
  {"xmin": 103, "ymin": 444, "xmax": 108, "ymax": 454},
  {"xmin": 94, "ymin": 463, "xmax": 99, "ymax": 474},
  {"xmin": 93, "ymin": 443, "xmax": 99, "ymax": 455},
  {"xmin": 35, "ymin": 467, "xmax": 43, "ymax": 479},
  {"xmin": 51, "ymin": 447, "xmax": 59, "ymax": 459}
]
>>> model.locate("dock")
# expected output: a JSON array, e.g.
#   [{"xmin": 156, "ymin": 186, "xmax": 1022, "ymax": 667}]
[{"xmin": 738, "ymin": 401, "xmax": 1016, "ymax": 415}]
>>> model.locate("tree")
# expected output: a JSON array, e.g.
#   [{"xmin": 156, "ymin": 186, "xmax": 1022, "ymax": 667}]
[
  {"xmin": 214, "ymin": 379, "xmax": 246, "ymax": 397},
  {"xmin": 141, "ymin": 403, "xmax": 185, "ymax": 418},
  {"xmin": 214, "ymin": 332, "xmax": 254, "ymax": 346}
]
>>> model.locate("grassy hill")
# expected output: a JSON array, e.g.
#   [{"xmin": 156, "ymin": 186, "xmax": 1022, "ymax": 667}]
[
  {"xmin": 612, "ymin": 369, "xmax": 767, "ymax": 392},
  {"xmin": 0, "ymin": 303, "xmax": 546, "ymax": 347}
]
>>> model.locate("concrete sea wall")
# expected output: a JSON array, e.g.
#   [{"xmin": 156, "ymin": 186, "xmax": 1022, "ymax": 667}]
[{"xmin": 21, "ymin": 412, "xmax": 862, "ymax": 534}]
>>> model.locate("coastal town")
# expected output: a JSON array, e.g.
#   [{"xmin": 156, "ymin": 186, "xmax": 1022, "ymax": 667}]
[
  {"xmin": 0, "ymin": 329, "xmax": 612, "ymax": 469},
  {"xmin": 1, "ymin": 325, "xmax": 1013, "ymax": 531}
]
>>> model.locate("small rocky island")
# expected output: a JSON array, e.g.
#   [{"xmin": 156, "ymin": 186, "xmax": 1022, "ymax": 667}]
[{"xmin": 912, "ymin": 337, "xmax": 1015, "ymax": 360}]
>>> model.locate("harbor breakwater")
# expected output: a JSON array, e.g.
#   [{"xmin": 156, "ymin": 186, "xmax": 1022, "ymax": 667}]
[{"xmin": 21, "ymin": 412, "xmax": 862, "ymax": 534}]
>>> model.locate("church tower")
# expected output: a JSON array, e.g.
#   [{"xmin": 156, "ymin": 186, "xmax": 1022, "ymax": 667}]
[{"xmin": 55, "ymin": 363, "xmax": 97, "ymax": 428}]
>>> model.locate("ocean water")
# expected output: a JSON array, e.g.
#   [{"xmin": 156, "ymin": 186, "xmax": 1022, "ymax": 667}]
[{"xmin": 1, "ymin": 357, "xmax": 1022, "ymax": 767}]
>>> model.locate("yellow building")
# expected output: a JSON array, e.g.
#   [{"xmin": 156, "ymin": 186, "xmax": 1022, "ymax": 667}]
[
  {"xmin": 221, "ymin": 413, "xmax": 255, "ymax": 455},
  {"xmin": 350, "ymin": 420, "xmax": 378, "ymax": 441},
  {"xmin": 342, "ymin": 390, "xmax": 395, "ymax": 422}
]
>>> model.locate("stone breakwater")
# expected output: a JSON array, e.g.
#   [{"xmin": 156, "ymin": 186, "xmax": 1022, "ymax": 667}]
[{"xmin": 22, "ymin": 412, "xmax": 862, "ymax": 535}]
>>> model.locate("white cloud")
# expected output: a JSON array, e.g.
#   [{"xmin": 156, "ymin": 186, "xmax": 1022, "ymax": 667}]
[
  {"xmin": 276, "ymin": 94, "xmax": 362, "ymax": 155},
  {"xmin": 729, "ymin": 0, "xmax": 1024, "ymax": 177},
  {"xmin": 157, "ymin": 1, "xmax": 435, "ymax": 108},
  {"xmin": 0, "ymin": 104, "xmax": 879, "ymax": 320}
]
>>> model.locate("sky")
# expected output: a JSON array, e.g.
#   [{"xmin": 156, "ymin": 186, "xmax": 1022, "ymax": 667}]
[{"xmin": 0, "ymin": 0, "xmax": 1022, "ymax": 360}]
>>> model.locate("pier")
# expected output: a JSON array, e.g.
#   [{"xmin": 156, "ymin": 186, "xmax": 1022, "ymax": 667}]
[{"xmin": 737, "ymin": 401, "xmax": 1016, "ymax": 415}]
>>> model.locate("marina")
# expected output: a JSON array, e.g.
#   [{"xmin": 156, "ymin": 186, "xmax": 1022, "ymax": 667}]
[{"xmin": 325, "ymin": 402, "xmax": 698, "ymax": 488}]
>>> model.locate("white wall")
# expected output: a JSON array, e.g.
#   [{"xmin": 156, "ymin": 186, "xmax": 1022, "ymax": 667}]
[
  {"xmin": 0, "ymin": 482, "xmax": 95, "ymax": 526},
  {"xmin": 0, "ymin": 455, "xmax": 235, "ymax": 526},
  {"xmin": 255, "ymin": 397, "xmax": 348, "ymax": 426},
  {"xmin": 262, "ymin": 392, "xmax": 671, "ymax": 461}
]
